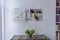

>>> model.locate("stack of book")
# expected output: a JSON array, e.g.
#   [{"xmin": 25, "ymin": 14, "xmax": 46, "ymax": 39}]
[{"xmin": 56, "ymin": 8, "xmax": 60, "ymax": 14}]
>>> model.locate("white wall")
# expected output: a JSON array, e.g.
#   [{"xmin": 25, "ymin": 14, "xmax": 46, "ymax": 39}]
[{"xmin": 4, "ymin": 0, "xmax": 56, "ymax": 40}]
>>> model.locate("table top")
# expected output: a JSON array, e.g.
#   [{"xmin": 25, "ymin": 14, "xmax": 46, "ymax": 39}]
[{"xmin": 11, "ymin": 35, "xmax": 49, "ymax": 40}]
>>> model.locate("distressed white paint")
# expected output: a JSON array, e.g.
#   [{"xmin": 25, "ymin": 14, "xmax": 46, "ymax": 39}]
[{"xmin": 0, "ymin": 0, "xmax": 2, "ymax": 40}]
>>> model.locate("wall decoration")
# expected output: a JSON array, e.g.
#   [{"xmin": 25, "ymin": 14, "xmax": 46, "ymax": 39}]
[
  {"xmin": 13, "ymin": 8, "xmax": 42, "ymax": 22},
  {"xmin": 13, "ymin": 8, "xmax": 30, "ymax": 22},
  {"xmin": 30, "ymin": 9, "xmax": 42, "ymax": 21}
]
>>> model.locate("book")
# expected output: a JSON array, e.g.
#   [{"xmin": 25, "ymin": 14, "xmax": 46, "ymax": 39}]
[
  {"xmin": 59, "ymin": 9, "xmax": 60, "ymax": 14},
  {"xmin": 56, "ymin": 16, "xmax": 58, "ymax": 22},
  {"xmin": 56, "ymin": 0, "xmax": 59, "ymax": 6},
  {"xmin": 56, "ymin": 8, "xmax": 59, "ymax": 14},
  {"xmin": 58, "ymin": 16, "xmax": 60, "ymax": 22}
]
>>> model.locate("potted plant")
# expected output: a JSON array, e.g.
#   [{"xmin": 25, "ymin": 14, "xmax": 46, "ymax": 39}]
[{"xmin": 25, "ymin": 29, "xmax": 35, "ymax": 38}]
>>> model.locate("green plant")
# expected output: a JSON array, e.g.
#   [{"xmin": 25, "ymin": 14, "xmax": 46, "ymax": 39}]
[
  {"xmin": 25, "ymin": 29, "xmax": 30, "ymax": 34},
  {"xmin": 25, "ymin": 29, "xmax": 35, "ymax": 35},
  {"xmin": 30, "ymin": 29, "xmax": 35, "ymax": 35}
]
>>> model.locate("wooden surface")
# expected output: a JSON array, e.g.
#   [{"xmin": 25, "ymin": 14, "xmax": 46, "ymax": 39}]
[{"xmin": 11, "ymin": 35, "xmax": 49, "ymax": 40}]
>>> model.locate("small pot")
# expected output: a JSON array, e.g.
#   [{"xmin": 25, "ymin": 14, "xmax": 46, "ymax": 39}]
[{"xmin": 27, "ymin": 34, "xmax": 32, "ymax": 38}]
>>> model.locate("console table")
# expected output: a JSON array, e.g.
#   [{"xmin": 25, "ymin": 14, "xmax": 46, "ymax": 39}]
[{"xmin": 11, "ymin": 35, "xmax": 49, "ymax": 40}]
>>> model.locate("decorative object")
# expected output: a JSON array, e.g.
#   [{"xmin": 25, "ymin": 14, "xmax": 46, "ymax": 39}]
[
  {"xmin": 13, "ymin": 8, "xmax": 42, "ymax": 22},
  {"xmin": 30, "ymin": 9, "xmax": 42, "ymax": 21},
  {"xmin": 25, "ymin": 29, "xmax": 35, "ymax": 38}
]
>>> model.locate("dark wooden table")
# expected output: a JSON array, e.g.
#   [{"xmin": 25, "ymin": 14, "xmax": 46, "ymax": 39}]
[{"xmin": 11, "ymin": 35, "xmax": 49, "ymax": 40}]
